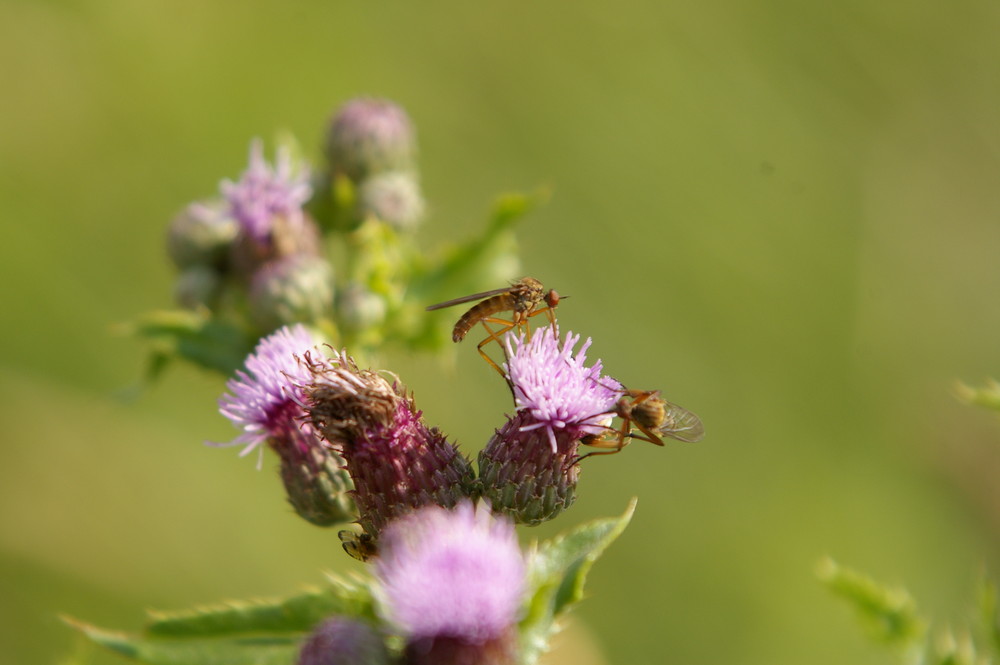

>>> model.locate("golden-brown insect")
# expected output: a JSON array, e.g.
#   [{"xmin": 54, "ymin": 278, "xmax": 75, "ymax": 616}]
[
  {"xmin": 426, "ymin": 277, "xmax": 562, "ymax": 375},
  {"xmin": 339, "ymin": 529, "xmax": 377, "ymax": 562},
  {"xmin": 579, "ymin": 388, "xmax": 704, "ymax": 461}
]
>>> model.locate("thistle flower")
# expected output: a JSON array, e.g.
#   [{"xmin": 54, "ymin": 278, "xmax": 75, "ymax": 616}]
[
  {"xmin": 222, "ymin": 140, "xmax": 321, "ymax": 278},
  {"xmin": 373, "ymin": 503, "xmax": 524, "ymax": 665},
  {"xmin": 303, "ymin": 352, "xmax": 475, "ymax": 545},
  {"xmin": 325, "ymin": 98, "xmax": 416, "ymax": 182},
  {"xmin": 297, "ymin": 617, "xmax": 390, "ymax": 665},
  {"xmin": 478, "ymin": 328, "xmax": 620, "ymax": 525},
  {"xmin": 215, "ymin": 325, "xmax": 354, "ymax": 525},
  {"xmin": 222, "ymin": 139, "xmax": 312, "ymax": 247}
]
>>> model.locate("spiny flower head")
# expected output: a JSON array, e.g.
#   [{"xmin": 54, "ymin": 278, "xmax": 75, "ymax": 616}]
[
  {"xmin": 504, "ymin": 327, "xmax": 621, "ymax": 452},
  {"xmin": 217, "ymin": 324, "xmax": 317, "ymax": 460},
  {"xmin": 374, "ymin": 503, "xmax": 524, "ymax": 665},
  {"xmin": 303, "ymin": 352, "xmax": 475, "ymax": 543},
  {"xmin": 221, "ymin": 139, "xmax": 312, "ymax": 247},
  {"xmin": 216, "ymin": 325, "xmax": 355, "ymax": 524},
  {"xmin": 478, "ymin": 327, "xmax": 622, "ymax": 525}
]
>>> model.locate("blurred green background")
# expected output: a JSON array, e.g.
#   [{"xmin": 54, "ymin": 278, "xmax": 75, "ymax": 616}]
[{"xmin": 3, "ymin": 1, "xmax": 1000, "ymax": 663}]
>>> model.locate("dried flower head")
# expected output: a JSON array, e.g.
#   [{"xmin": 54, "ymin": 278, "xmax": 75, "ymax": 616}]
[
  {"xmin": 304, "ymin": 352, "xmax": 475, "ymax": 543},
  {"xmin": 374, "ymin": 503, "xmax": 524, "ymax": 665},
  {"xmin": 478, "ymin": 328, "xmax": 620, "ymax": 525}
]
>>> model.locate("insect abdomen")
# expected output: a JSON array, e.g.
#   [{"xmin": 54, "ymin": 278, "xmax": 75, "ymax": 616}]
[{"xmin": 452, "ymin": 295, "xmax": 513, "ymax": 342}]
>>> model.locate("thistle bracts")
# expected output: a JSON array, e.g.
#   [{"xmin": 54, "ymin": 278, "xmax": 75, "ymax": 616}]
[
  {"xmin": 477, "ymin": 411, "xmax": 581, "ymax": 525},
  {"xmin": 303, "ymin": 351, "xmax": 475, "ymax": 543},
  {"xmin": 478, "ymin": 328, "xmax": 620, "ymax": 525},
  {"xmin": 215, "ymin": 325, "xmax": 356, "ymax": 525}
]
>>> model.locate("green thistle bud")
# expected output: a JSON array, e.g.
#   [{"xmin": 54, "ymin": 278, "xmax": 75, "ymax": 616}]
[
  {"xmin": 166, "ymin": 201, "xmax": 237, "ymax": 270},
  {"xmin": 336, "ymin": 282, "xmax": 388, "ymax": 334},
  {"xmin": 477, "ymin": 412, "xmax": 580, "ymax": 526},
  {"xmin": 357, "ymin": 171, "xmax": 425, "ymax": 232},
  {"xmin": 248, "ymin": 255, "xmax": 335, "ymax": 332},
  {"xmin": 275, "ymin": 424, "xmax": 356, "ymax": 526}
]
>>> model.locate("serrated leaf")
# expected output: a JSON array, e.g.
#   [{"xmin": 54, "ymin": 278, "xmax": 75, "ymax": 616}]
[
  {"xmin": 64, "ymin": 619, "xmax": 298, "ymax": 665},
  {"xmin": 519, "ymin": 498, "xmax": 636, "ymax": 665},
  {"xmin": 65, "ymin": 578, "xmax": 376, "ymax": 664}
]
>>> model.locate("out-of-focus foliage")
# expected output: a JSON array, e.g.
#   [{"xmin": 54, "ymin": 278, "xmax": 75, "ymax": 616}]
[{"xmin": 819, "ymin": 558, "xmax": 1000, "ymax": 665}]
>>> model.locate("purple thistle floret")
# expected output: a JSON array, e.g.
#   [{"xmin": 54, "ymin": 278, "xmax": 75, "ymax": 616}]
[
  {"xmin": 504, "ymin": 327, "xmax": 621, "ymax": 452},
  {"xmin": 374, "ymin": 503, "xmax": 524, "ymax": 665},
  {"xmin": 216, "ymin": 324, "xmax": 355, "ymax": 525},
  {"xmin": 216, "ymin": 324, "xmax": 317, "ymax": 462},
  {"xmin": 478, "ymin": 328, "xmax": 621, "ymax": 525},
  {"xmin": 221, "ymin": 139, "xmax": 312, "ymax": 247}
]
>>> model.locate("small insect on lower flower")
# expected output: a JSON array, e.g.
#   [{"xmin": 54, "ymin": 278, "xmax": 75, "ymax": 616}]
[
  {"xmin": 425, "ymin": 277, "xmax": 563, "ymax": 376},
  {"xmin": 578, "ymin": 387, "xmax": 705, "ymax": 462}
]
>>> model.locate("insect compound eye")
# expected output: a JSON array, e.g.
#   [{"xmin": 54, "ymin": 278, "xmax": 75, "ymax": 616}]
[{"xmin": 545, "ymin": 290, "xmax": 561, "ymax": 308}]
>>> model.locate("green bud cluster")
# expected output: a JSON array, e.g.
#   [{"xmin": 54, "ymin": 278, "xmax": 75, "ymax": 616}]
[{"xmin": 141, "ymin": 98, "xmax": 535, "ymax": 378}]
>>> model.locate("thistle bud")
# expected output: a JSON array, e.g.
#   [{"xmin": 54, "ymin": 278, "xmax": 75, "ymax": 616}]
[
  {"xmin": 215, "ymin": 325, "xmax": 356, "ymax": 525},
  {"xmin": 374, "ymin": 503, "xmax": 524, "ymax": 665},
  {"xmin": 297, "ymin": 617, "xmax": 390, "ymax": 665},
  {"xmin": 325, "ymin": 98, "xmax": 416, "ymax": 182},
  {"xmin": 274, "ymin": 423, "xmax": 355, "ymax": 526},
  {"xmin": 477, "ymin": 329, "xmax": 620, "ymax": 525},
  {"xmin": 357, "ymin": 171, "xmax": 425, "ymax": 232},
  {"xmin": 303, "ymin": 351, "xmax": 475, "ymax": 544},
  {"xmin": 336, "ymin": 282, "xmax": 388, "ymax": 334},
  {"xmin": 166, "ymin": 200, "xmax": 237, "ymax": 270},
  {"xmin": 248, "ymin": 255, "xmax": 335, "ymax": 333}
]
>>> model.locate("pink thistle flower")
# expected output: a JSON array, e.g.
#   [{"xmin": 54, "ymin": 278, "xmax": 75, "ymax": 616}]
[
  {"xmin": 478, "ymin": 328, "xmax": 620, "ymax": 525},
  {"xmin": 215, "ymin": 324, "xmax": 354, "ymax": 525},
  {"xmin": 221, "ymin": 139, "xmax": 312, "ymax": 247},
  {"xmin": 374, "ymin": 503, "xmax": 523, "ymax": 665}
]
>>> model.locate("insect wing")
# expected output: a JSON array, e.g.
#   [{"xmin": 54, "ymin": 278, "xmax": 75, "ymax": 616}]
[
  {"xmin": 655, "ymin": 401, "xmax": 705, "ymax": 443},
  {"xmin": 425, "ymin": 286, "xmax": 512, "ymax": 311}
]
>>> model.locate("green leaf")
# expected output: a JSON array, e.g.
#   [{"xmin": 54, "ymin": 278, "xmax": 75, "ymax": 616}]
[
  {"xmin": 64, "ymin": 577, "xmax": 376, "ymax": 665},
  {"xmin": 118, "ymin": 310, "xmax": 255, "ymax": 379},
  {"xmin": 519, "ymin": 498, "xmax": 636, "ymax": 665},
  {"xmin": 978, "ymin": 576, "xmax": 1000, "ymax": 657},
  {"xmin": 956, "ymin": 379, "xmax": 1000, "ymax": 413},
  {"xmin": 817, "ymin": 557, "xmax": 927, "ymax": 660},
  {"xmin": 409, "ymin": 188, "xmax": 550, "ymax": 304}
]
